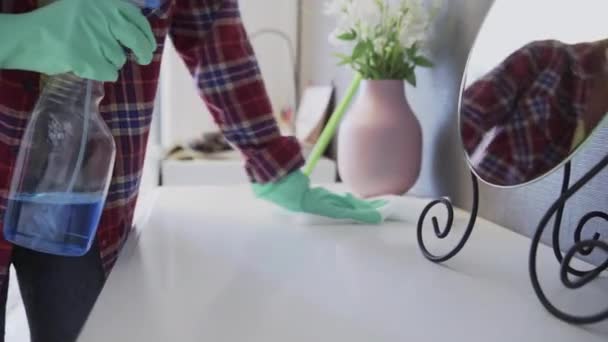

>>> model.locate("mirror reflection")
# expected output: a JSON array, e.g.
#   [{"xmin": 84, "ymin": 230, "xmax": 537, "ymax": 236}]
[{"xmin": 460, "ymin": 0, "xmax": 608, "ymax": 187}]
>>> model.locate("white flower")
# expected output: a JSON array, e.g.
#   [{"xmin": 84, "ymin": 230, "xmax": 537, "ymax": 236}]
[
  {"xmin": 323, "ymin": 0, "xmax": 351, "ymax": 16},
  {"xmin": 327, "ymin": 14, "xmax": 356, "ymax": 46},
  {"xmin": 348, "ymin": 0, "xmax": 381, "ymax": 25},
  {"xmin": 396, "ymin": 0, "xmax": 439, "ymax": 49},
  {"xmin": 325, "ymin": 0, "xmax": 441, "ymax": 79},
  {"xmin": 325, "ymin": 0, "xmax": 384, "ymax": 45},
  {"xmin": 373, "ymin": 37, "xmax": 388, "ymax": 54}
]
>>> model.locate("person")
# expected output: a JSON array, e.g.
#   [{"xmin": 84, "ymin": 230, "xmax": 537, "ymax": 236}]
[{"xmin": 0, "ymin": 1, "xmax": 384, "ymax": 341}]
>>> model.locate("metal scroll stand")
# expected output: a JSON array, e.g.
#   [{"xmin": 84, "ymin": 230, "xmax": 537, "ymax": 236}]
[{"xmin": 416, "ymin": 155, "xmax": 608, "ymax": 324}]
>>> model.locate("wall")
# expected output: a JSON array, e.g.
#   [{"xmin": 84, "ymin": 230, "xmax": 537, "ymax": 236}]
[
  {"xmin": 300, "ymin": 0, "xmax": 607, "ymax": 264},
  {"xmin": 138, "ymin": 98, "xmax": 162, "ymax": 194}
]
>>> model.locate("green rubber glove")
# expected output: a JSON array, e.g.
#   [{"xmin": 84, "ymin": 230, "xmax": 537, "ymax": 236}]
[
  {"xmin": 252, "ymin": 171, "xmax": 386, "ymax": 224},
  {"xmin": 0, "ymin": 0, "xmax": 156, "ymax": 81}
]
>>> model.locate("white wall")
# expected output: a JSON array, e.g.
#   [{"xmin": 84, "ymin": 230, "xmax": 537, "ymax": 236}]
[
  {"xmin": 241, "ymin": 0, "xmax": 298, "ymax": 120},
  {"xmin": 467, "ymin": 0, "xmax": 608, "ymax": 82},
  {"xmin": 159, "ymin": 0, "xmax": 298, "ymax": 148}
]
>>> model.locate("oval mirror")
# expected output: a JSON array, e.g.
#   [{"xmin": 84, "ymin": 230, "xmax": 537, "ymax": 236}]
[{"xmin": 459, "ymin": 0, "xmax": 608, "ymax": 187}]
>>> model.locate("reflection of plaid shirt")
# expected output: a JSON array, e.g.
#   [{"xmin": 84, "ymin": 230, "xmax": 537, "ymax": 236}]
[
  {"xmin": 461, "ymin": 40, "xmax": 603, "ymax": 186},
  {"xmin": 0, "ymin": 0, "xmax": 303, "ymax": 285}
]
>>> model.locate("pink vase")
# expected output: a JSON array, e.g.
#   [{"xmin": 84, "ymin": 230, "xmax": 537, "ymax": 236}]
[{"xmin": 337, "ymin": 80, "xmax": 422, "ymax": 198}]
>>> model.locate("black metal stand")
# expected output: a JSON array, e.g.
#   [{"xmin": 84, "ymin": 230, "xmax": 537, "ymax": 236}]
[
  {"xmin": 416, "ymin": 172, "xmax": 479, "ymax": 263},
  {"xmin": 416, "ymin": 157, "xmax": 608, "ymax": 325}
]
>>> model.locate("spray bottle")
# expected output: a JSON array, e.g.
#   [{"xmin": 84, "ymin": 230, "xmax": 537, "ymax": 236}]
[{"xmin": 3, "ymin": 0, "xmax": 161, "ymax": 256}]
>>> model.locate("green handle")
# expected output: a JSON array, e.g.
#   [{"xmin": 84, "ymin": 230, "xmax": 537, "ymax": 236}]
[{"xmin": 303, "ymin": 73, "xmax": 363, "ymax": 176}]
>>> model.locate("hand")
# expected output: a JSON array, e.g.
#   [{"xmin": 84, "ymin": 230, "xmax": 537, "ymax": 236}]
[
  {"xmin": 0, "ymin": 0, "xmax": 156, "ymax": 81},
  {"xmin": 252, "ymin": 171, "xmax": 386, "ymax": 224}
]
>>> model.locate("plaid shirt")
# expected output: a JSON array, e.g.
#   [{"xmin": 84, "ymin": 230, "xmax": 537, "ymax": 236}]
[
  {"xmin": 461, "ymin": 39, "xmax": 606, "ymax": 186},
  {"xmin": 0, "ymin": 0, "xmax": 304, "ymax": 285}
]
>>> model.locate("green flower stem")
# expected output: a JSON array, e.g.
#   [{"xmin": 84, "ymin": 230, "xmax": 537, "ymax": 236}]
[{"xmin": 303, "ymin": 72, "xmax": 363, "ymax": 176}]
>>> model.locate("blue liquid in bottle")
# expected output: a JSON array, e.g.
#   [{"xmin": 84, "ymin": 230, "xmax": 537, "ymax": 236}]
[{"xmin": 4, "ymin": 193, "xmax": 104, "ymax": 256}]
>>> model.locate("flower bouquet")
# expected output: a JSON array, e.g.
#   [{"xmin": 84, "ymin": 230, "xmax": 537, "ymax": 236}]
[{"xmin": 325, "ymin": 0, "xmax": 440, "ymax": 85}]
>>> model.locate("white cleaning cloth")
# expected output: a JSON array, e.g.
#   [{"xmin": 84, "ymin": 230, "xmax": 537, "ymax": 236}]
[{"xmin": 275, "ymin": 195, "xmax": 427, "ymax": 225}]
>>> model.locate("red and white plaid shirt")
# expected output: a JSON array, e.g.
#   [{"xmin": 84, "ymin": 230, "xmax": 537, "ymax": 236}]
[
  {"xmin": 0, "ymin": 0, "xmax": 304, "ymax": 286},
  {"xmin": 461, "ymin": 39, "xmax": 606, "ymax": 186}
]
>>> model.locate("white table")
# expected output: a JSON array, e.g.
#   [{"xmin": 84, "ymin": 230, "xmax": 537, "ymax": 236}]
[{"xmin": 79, "ymin": 185, "xmax": 608, "ymax": 341}]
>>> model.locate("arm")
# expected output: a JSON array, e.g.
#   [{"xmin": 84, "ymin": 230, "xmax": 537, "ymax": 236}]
[
  {"xmin": 168, "ymin": 0, "xmax": 303, "ymax": 184},
  {"xmin": 168, "ymin": 0, "xmax": 385, "ymax": 224},
  {"xmin": 460, "ymin": 43, "xmax": 541, "ymax": 184},
  {"xmin": 463, "ymin": 40, "xmax": 580, "ymax": 183}
]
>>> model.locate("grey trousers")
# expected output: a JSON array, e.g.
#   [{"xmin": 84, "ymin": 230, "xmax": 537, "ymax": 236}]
[{"xmin": 0, "ymin": 241, "xmax": 105, "ymax": 342}]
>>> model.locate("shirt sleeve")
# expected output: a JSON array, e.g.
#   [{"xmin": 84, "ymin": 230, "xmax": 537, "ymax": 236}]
[
  {"xmin": 460, "ymin": 57, "xmax": 519, "ymax": 156},
  {"xmin": 460, "ymin": 40, "xmax": 578, "ymax": 185},
  {"xmin": 168, "ymin": 0, "xmax": 304, "ymax": 183}
]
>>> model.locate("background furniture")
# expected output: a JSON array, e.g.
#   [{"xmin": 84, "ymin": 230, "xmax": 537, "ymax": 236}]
[{"xmin": 161, "ymin": 153, "xmax": 336, "ymax": 186}]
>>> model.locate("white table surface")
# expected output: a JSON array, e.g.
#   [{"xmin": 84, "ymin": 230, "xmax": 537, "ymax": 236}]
[{"xmin": 79, "ymin": 185, "xmax": 608, "ymax": 342}]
